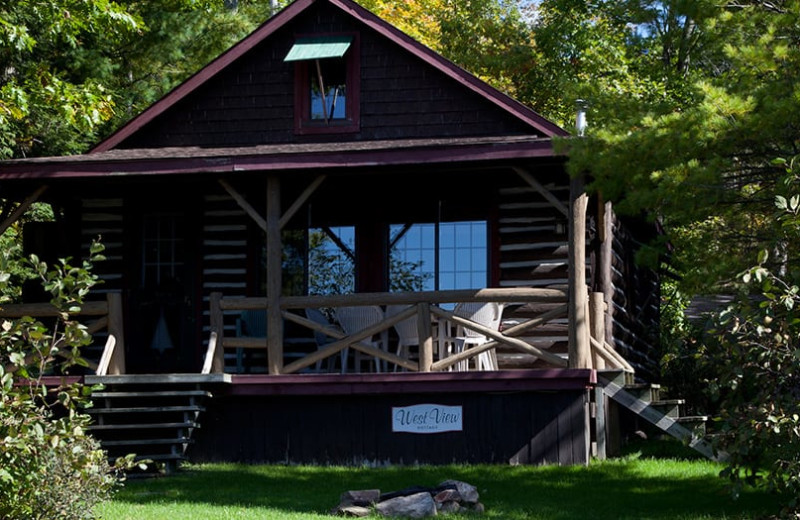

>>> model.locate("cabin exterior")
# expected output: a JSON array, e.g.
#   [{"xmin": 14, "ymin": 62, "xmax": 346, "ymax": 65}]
[{"xmin": 0, "ymin": 0, "xmax": 668, "ymax": 471}]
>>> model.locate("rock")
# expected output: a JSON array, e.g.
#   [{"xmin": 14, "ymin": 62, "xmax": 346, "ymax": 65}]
[
  {"xmin": 334, "ymin": 480, "xmax": 483, "ymax": 517},
  {"xmin": 437, "ymin": 500, "xmax": 462, "ymax": 514},
  {"xmin": 438, "ymin": 480, "xmax": 479, "ymax": 504},
  {"xmin": 375, "ymin": 491, "xmax": 437, "ymax": 518},
  {"xmin": 340, "ymin": 489, "xmax": 381, "ymax": 507},
  {"xmin": 335, "ymin": 505, "xmax": 373, "ymax": 517}
]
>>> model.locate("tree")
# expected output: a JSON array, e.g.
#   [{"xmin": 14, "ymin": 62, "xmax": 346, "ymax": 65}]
[
  {"xmin": 562, "ymin": 1, "xmax": 800, "ymax": 295},
  {"xmin": 549, "ymin": 1, "xmax": 800, "ymax": 513},
  {"xmin": 0, "ymin": 1, "xmax": 141, "ymax": 158},
  {"xmin": 0, "ymin": 239, "xmax": 138, "ymax": 520},
  {"xmin": 703, "ymin": 157, "xmax": 800, "ymax": 515}
]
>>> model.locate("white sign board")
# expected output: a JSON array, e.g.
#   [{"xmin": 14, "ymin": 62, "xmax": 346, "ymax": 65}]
[{"xmin": 392, "ymin": 404, "xmax": 463, "ymax": 434}]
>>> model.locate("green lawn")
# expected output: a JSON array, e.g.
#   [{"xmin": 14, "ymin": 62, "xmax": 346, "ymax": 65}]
[{"xmin": 97, "ymin": 441, "xmax": 782, "ymax": 520}]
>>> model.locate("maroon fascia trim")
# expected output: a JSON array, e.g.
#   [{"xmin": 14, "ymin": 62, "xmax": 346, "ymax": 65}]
[
  {"xmin": 90, "ymin": 0, "xmax": 567, "ymax": 154},
  {"xmin": 227, "ymin": 369, "xmax": 596, "ymax": 396},
  {"xmin": 0, "ymin": 139, "xmax": 557, "ymax": 179},
  {"xmin": 327, "ymin": 0, "xmax": 569, "ymax": 138}
]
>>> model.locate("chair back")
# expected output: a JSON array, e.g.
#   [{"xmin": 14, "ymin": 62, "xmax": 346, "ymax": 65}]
[
  {"xmin": 305, "ymin": 308, "xmax": 337, "ymax": 346},
  {"xmin": 453, "ymin": 302, "xmax": 504, "ymax": 338},
  {"xmin": 236, "ymin": 309, "xmax": 267, "ymax": 337},
  {"xmin": 335, "ymin": 305, "xmax": 385, "ymax": 335},
  {"xmin": 385, "ymin": 304, "xmax": 418, "ymax": 346}
]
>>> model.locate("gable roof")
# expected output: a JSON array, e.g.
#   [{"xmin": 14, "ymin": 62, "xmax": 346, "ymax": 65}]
[{"xmin": 91, "ymin": 0, "xmax": 567, "ymax": 154}]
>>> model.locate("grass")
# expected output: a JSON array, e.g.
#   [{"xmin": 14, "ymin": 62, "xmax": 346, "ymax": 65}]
[{"xmin": 96, "ymin": 440, "xmax": 783, "ymax": 520}]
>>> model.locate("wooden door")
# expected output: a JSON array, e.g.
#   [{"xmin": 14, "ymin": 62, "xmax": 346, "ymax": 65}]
[{"xmin": 128, "ymin": 209, "xmax": 200, "ymax": 373}]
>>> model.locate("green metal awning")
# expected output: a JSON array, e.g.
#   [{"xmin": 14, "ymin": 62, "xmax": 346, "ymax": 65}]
[{"xmin": 283, "ymin": 36, "xmax": 353, "ymax": 62}]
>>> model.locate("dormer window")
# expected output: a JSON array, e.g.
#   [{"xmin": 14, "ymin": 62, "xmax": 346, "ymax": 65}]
[{"xmin": 285, "ymin": 34, "xmax": 360, "ymax": 134}]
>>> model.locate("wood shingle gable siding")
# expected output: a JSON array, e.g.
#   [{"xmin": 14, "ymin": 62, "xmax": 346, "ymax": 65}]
[{"xmin": 89, "ymin": 0, "xmax": 565, "ymax": 154}]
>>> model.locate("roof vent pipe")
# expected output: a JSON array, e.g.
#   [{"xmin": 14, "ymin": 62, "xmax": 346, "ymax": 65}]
[{"xmin": 575, "ymin": 99, "xmax": 588, "ymax": 137}]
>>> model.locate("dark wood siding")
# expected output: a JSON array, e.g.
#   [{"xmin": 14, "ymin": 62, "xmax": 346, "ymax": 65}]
[
  {"xmin": 116, "ymin": 3, "xmax": 536, "ymax": 150},
  {"xmin": 190, "ymin": 382, "xmax": 590, "ymax": 466}
]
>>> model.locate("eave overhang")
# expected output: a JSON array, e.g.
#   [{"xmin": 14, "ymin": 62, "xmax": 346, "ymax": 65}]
[{"xmin": 0, "ymin": 136, "xmax": 563, "ymax": 180}]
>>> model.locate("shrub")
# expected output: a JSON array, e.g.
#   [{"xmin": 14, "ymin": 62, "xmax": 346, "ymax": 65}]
[{"xmin": 0, "ymin": 239, "xmax": 134, "ymax": 520}]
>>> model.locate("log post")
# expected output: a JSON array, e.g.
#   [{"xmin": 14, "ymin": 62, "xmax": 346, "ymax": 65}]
[
  {"xmin": 266, "ymin": 175, "xmax": 283, "ymax": 375},
  {"xmin": 590, "ymin": 292, "xmax": 607, "ymax": 370},
  {"xmin": 210, "ymin": 291, "xmax": 225, "ymax": 373},
  {"xmin": 106, "ymin": 291, "xmax": 125, "ymax": 375},
  {"xmin": 417, "ymin": 302, "xmax": 433, "ymax": 372},
  {"xmin": 568, "ymin": 174, "xmax": 592, "ymax": 369},
  {"xmin": 600, "ymin": 200, "xmax": 615, "ymax": 346}
]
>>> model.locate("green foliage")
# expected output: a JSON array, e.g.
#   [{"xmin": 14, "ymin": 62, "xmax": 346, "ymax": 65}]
[
  {"xmin": 0, "ymin": 239, "xmax": 136, "ymax": 520},
  {"xmin": 0, "ymin": 1, "xmax": 282, "ymax": 159},
  {"xmin": 702, "ymin": 157, "xmax": 800, "ymax": 516},
  {"xmin": 563, "ymin": 1, "xmax": 800, "ymax": 296}
]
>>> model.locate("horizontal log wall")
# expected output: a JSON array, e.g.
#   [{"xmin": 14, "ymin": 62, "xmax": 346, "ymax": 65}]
[
  {"xmin": 496, "ymin": 176, "xmax": 572, "ymax": 369},
  {"xmin": 607, "ymin": 217, "xmax": 660, "ymax": 381}
]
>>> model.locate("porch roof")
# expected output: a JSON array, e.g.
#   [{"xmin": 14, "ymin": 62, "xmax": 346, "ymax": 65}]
[{"xmin": 0, "ymin": 135, "xmax": 562, "ymax": 179}]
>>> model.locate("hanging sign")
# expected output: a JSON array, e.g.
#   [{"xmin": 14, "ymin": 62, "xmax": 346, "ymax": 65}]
[{"xmin": 392, "ymin": 404, "xmax": 463, "ymax": 434}]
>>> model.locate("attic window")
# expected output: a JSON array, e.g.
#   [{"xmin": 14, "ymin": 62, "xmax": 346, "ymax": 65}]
[{"xmin": 285, "ymin": 34, "xmax": 360, "ymax": 134}]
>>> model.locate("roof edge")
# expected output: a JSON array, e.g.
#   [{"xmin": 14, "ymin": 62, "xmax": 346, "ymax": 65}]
[
  {"xmin": 328, "ymin": 0, "xmax": 569, "ymax": 138},
  {"xmin": 90, "ymin": 0, "xmax": 316, "ymax": 154}
]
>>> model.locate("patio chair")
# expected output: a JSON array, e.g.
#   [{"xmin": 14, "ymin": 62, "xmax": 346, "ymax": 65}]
[
  {"xmin": 448, "ymin": 301, "xmax": 505, "ymax": 371},
  {"xmin": 235, "ymin": 309, "xmax": 267, "ymax": 373},
  {"xmin": 385, "ymin": 304, "xmax": 419, "ymax": 370},
  {"xmin": 304, "ymin": 308, "xmax": 344, "ymax": 373},
  {"xmin": 335, "ymin": 305, "xmax": 388, "ymax": 373}
]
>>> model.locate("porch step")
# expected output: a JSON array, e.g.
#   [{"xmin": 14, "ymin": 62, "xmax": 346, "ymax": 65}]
[
  {"xmin": 87, "ymin": 405, "xmax": 205, "ymax": 414},
  {"xmin": 86, "ymin": 377, "xmax": 222, "ymax": 476},
  {"xmin": 88, "ymin": 421, "xmax": 199, "ymax": 430},
  {"xmin": 649, "ymin": 399, "xmax": 684, "ymax": 418},
  {"xmin": 623, "ymin": 383, "xmax": 661, "ymax": 403},
  {"xmin": 597, "ymin": 374, "xmax": 720, "ymax": 462},
  {"xmin": 676, "ymin": 416, "xmax": 709, "ymax": 437},
  {"xmin": 101, "ymin": 437, "xmax": 194, "ymax": 447}
]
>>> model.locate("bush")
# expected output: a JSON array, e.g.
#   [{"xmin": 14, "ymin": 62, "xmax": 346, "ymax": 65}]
[
  {"xmin": 702, "ymin": 159, "xmax": 800, "ymax": 517},
  {"xmin": 0, "ymin": 239, "xmax": 134, "ymax": 520}
]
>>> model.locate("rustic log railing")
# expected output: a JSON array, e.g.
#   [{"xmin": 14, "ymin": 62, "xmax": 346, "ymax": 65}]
[
  {"xmin": 0, "ymin": 292, "xmax": 125, "ymax": 376},
  {"xmin": 206, "ymin": 287, "xmax": 630, "ymax": 375}
]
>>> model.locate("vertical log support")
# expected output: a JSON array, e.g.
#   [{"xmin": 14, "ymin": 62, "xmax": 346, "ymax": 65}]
[
  {"xmin": 417, "ymin": 302, "xmax": 433, "ymax": 372},
  {"xmin": 210, "ymin": 291, "xmax": 225, "ymax": 373},
  {"xmin": 266, "ymin": 175, "xmax": 283, "ymax": 375},
  {"xmin": 568, "ymin": 174, "xmax": 592, "ymax": 369},
  {"xmin": 106, "ymin": 291, "xmax": 125, "ymax": 375},
  {"xmin": 600, "ymin": 201, "xmax": 615, "ymax": 347},
  {"xmin": 590, "ymin": 292, "xmax": 607, "ymax": 370}
]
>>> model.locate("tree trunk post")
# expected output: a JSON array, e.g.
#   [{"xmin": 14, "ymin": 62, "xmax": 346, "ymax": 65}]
[
  {"xmin": 568, "ymin": 174, "xmax": 592, "ymax": 369},
  {"xmin": 266, "ymin": 175, "xmax": 283, "ymax": 375},
  {"xmin": 590, "ymin": 292, "xmax": 607, "ymax": 370},
  {"xmin": 417, "ymin": 302, "xmax": 433, "ymax": 372},
  {"xmin": 210, "ymin": 291, "xmax": 225, "ymax": 373},
  {"xmin": 106, "ymin": 291, "xmax": 126, "ymax": 375}
]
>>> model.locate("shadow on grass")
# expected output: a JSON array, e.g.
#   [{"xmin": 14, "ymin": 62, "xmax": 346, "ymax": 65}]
[{"xmin": 111, "ymin": 443, "xmax": 781, "ymax": 519}]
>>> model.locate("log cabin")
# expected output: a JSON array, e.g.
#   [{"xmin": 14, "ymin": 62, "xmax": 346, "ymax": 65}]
[{"xmin": 0, "ymin": 0, "xmax": 687, "ymax": 473}]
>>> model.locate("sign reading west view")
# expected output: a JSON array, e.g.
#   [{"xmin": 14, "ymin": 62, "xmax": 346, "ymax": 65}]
[{"xmin": 392, "ymin": 404, "xmax": 463, "ymax": 434}]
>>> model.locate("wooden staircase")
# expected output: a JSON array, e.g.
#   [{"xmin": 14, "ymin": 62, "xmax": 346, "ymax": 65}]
[
  {"xmin": 84, "ymin": 374, "xmax": 229, "ymax": 475},
  {"xmin": 595, "ymin": 370, "xmax": 719, "ymax": 461}
]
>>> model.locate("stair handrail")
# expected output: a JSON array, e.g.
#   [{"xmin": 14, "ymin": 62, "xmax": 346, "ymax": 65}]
[
  {"xmin": 0, "ymin": 291, "xmax": 125, "ymax": 375},
  {"xmin": 590, "ymin": 336, "xmax": 634, "ymax": 373},
  {"xmin": 95, "ymin": 335, "xmax": 116, "ymax": 376},
  {"xmin": 202, "ymin": 331, "xmax": 218, "ymax": 375}
]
